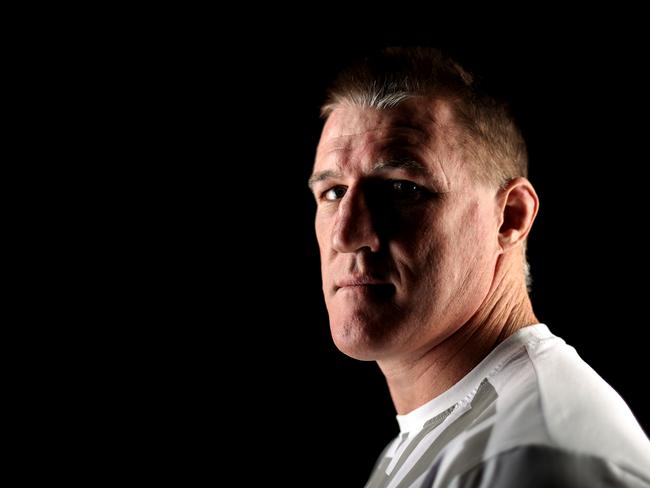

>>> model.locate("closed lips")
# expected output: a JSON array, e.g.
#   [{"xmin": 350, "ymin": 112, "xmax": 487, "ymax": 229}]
[{"xmin": 336, "ymin": 278, "xmax": 393, "ymax": 290}]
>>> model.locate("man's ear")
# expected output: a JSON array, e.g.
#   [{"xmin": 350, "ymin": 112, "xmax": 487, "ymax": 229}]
[{"xmin": 497, "ymin": 177, "xmax": 539, "ymax": 252}]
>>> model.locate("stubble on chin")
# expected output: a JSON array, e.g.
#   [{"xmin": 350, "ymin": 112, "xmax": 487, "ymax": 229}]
[{"xmin": 328, "ymin": 300, "xmax": 407, "ymax": 360}]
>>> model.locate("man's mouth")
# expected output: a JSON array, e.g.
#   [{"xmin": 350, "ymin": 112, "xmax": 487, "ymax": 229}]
[{"xmin": 335, "ymin": 276, "xmax": 395, "ymax": 298}]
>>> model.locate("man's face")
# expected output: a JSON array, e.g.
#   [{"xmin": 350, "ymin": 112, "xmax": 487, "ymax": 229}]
[{"xmin": 311, "ymin": 99, "xmax": 502, "ymax": 361}]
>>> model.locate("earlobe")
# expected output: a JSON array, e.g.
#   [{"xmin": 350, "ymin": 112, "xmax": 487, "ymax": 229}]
[{"xmin": 498, "ymin": 177, "xmax": 539, "ymax": 251}]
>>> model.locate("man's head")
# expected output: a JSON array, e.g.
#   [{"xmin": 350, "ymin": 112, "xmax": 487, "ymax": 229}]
[{"xmin": 310, "ymin": 48, "xmax": 538, "ymax": 361}]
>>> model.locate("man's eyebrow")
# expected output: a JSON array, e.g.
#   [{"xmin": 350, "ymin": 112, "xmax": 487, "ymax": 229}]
[{"xmin": 308, "ymin": 169, "xmax": 342, "ymax": 190}]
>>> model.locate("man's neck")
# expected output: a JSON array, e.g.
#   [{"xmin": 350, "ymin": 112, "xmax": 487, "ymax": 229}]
[{"xmin": 378, "ymin": 267, "xmax": 538, "ymax": 415}]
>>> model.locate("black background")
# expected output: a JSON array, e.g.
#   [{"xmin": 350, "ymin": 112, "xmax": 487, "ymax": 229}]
[{"xmin": 74, "ymin": 32, "xmax": 650, "ymax": 484}]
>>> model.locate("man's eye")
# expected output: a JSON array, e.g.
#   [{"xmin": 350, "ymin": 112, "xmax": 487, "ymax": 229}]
[
  {"xmin": 389, "ymin": 180, "xmax": 424, "ymax": 200},
  {"xmin": 323, "ymin": 186, "xmax": 347, "ymax": 201},
  {"xmin": 324, "ymin": 187, "xmax": 347, "ymax": 201}
]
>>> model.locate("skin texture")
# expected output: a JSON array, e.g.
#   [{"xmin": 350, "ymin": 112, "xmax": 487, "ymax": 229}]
[{"xmin": 311, "ymin": 98, "xmax": 539, "ymax": 414}]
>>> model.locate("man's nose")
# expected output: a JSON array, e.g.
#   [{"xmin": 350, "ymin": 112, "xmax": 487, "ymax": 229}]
[{"xmin": 331, "ymin": 185, "xmax": 381, "ymax": 254}]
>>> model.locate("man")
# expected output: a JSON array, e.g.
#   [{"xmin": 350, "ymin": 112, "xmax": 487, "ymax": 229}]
[{"xmin": 309, "ymin": 47, "xmax": 650, "ymax": 487}]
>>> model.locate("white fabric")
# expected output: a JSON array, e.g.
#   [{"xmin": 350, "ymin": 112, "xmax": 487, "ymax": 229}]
[{"xmin": 366, "ymin": 324, "xmax": 650, "ymax": 487}]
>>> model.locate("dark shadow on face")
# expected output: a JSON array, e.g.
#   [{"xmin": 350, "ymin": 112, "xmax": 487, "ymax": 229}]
[{"xmin": 361, "ymin": 177, "xmax": 439, "ymax": 250}]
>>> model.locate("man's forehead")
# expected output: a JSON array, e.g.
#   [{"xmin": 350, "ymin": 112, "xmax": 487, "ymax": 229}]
[
  {"xmin": 315, "ymin": 101, "xmax": 456, "ymax": 169},
  {"xmin": 319, "ymin": 126, "xmax": 430, "ymax": 157},
  {"xmin": 320, "ymin": 104, "xmax": 434, "ymax": 145},
  {"xmin": 320, "ymin": 99, "xmax": 455, "ymax": 145}
]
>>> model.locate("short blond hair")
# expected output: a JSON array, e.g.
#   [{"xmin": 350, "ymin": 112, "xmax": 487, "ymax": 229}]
[{"xmin": 321, "ymin": 47, "xmax": 528, "ymax": 189}]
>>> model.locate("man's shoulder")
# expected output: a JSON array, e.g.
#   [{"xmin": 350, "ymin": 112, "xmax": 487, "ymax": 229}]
[{"xmin": 488, "ymin": 329, "xmax": 650, "ymax": 480}]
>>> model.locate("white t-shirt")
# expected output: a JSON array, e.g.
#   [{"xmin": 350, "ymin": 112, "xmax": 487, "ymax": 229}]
[{"xmin": 365, "ymin": 324, "xmax": 650, "ymax": 487}]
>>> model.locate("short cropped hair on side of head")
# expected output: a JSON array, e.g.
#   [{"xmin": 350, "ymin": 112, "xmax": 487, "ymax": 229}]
[{"xmin": 321, "ymin": 47, "xmax": 528, "ymax": 189}]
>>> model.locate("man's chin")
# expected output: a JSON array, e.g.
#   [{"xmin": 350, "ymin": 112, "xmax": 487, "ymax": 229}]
[{"xmin": 329, "ymin": 317, "xmax": 396, "ymax": 361}]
